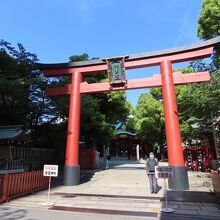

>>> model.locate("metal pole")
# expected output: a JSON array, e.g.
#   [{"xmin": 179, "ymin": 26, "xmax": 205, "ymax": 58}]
[
  {"xmin": 160, "ymin": 175, "xmax": 174, "ymax": 213},
  {"xmin": 136, "ymin": 144, "xmax": 140, "ymax": 162},
  {"xmin": 47, "ymin": 176, "xmax": 51, "ymax": 204},
  {"xmin": 164, "ymin": 178, "xmax": 167, "ymax": 209}
]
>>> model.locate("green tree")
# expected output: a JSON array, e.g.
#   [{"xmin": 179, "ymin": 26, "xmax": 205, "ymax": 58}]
[
  {"xmin": 198, "ymin": 0, "xmax": 220, "ymax": 40},
  {"xmin": 50, "ymin": 53, "xmax": 131, "ymax": 146},
  {"xmin": 149, "ymin": 65, "xmax": 219, "ymax": 145},
  {"xmin": 197, "ymin": 0, "xmax": 220, "ymax": 157},
  {"xmin": 198, "ymin": 0, "xmax": 220, "ymax": 66},
  {"xmin": 170, "ymin": 62, "xmax": 220, "ymax": 151},
  {"xmin": 134, "ymin": 93, "xmax": 164, "ymax": 146},
  {"xmin": 0, "ymin": 40, "xmax": 55, "ymax": 129},
  {"xmin": 80, "ymin": 95, "xmax": 114, "ymax": 145}
]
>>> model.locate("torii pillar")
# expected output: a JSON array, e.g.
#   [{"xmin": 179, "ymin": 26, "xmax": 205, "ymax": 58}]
[
  {"xmin": 64, "ymin": 71, "xmax": 81, "ymax": 185},
  {"xmin": 161, "ymin": 60, "xmax": 189, "ymax": 189}
]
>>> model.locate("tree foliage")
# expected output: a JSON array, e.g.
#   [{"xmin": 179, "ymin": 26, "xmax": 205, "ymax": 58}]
[
  {"xmin": 148, "ymin": 61, "xmax": 219, "ymax": 143},
  {"xmin": 198, "ymin": 0, "xmax": 220, "ymax": 40},
  {"xmin": 133, "ymin": 93, "xmax": 164, "ymax": 146},
  {"xmin": 198, "ymin": 0, "xmax": 220, "ymax": 66},
  {"xmin": 0, "ymin": 42, "xmax": 131, "ymax": 148},
  {"xmin": 197, "ymin": 0, "xmax": 220, "ymax": 156},
  {"xmin": 134, "ymin": 60, "xmax": 220, "ymax": 147},
  {"xmin": 176, "ymin": 64, "xmax": 220, "ymax": 144},
  {"xmin": 0, "ymin": 40, "xmax": 56, "ymax": 130},
  {"xmin": 50, "ymin": 53, "xmax": 131, "ymax": 146}
]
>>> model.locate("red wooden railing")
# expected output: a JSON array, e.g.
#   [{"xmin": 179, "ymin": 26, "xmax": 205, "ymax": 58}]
[
  {"xmin": 0, "ymin": 170, "xmax": 49, "ymax": 204},
  {"xmin": 79, "ymin": 148, "xmax": 96, "ymax": 170},
  {"xmin": 0, "ymin": 149, "xmax": 96, "ymax": 204}
]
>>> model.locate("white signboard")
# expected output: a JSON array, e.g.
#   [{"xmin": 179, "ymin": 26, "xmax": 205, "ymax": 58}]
[
  {"xmin": 43, "ymin": 164, "xmax": 58, "ymax": 177},
  {"xmin": 155, "ymin": 166, "xmax": 174, "ymax": 179}
]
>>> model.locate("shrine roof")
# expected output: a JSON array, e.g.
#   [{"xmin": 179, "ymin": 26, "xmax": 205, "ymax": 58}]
[
  {"xmin": 38, "ymin": 36, "xmax": 220, "ymax": 70},
  {"xmin": 0, "ymin": 125, "xmax": 24, "ymax": 140},
  {"xmin": 116, "ymin": 130, "xmax": 136, "ymax": 137}
]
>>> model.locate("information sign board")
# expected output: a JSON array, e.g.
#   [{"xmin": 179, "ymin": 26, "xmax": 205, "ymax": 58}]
[
  {"xmin": 155, "ymin": 166, "xmax": 174, "ymax": 178},
  {"xmin": 43, "ymin": 164, "xmax": 58, "ymax": 177}
]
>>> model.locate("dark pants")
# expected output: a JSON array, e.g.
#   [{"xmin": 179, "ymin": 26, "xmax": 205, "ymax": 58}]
[{"xmin": 148, "ymin": 173, "xmax": 157, "ymax": 193}]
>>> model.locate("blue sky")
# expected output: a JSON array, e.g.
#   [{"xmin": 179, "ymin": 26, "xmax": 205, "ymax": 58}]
[{"xmin": 0, "ymin": 0, "xmax": 203, "ymax": 106}]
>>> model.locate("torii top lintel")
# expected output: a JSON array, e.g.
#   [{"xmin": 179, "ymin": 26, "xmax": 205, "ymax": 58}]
[{"xmin": 38, "ymin": 36, "xmax": 220, "ymax": 76}]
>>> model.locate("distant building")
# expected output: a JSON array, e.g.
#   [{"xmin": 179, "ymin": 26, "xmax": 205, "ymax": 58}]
[
  {"xmin": 110, "ymin": 122, "xmax": 153, "ymax": 159},
  {"xmin": 0, "ymin": 125, "xmax": 54, "ymax": 173}
]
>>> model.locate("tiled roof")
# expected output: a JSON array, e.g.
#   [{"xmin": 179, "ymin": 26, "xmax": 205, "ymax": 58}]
[
  {"xmin": 0, "ymin": 125, "xmax": 24, "ymax": 140},
  {"xmin": 116, "ymin": 130, "xmax": 136, "ymax": 137}
]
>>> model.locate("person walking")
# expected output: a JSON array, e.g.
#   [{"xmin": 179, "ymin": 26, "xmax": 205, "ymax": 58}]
[
  {"xmin": 146, "ymin": 152, "xmax": 158, "ymax": 194},
  {"xmin": 105, "ymin": 146, "xmax": 111, "ymax": 169}
]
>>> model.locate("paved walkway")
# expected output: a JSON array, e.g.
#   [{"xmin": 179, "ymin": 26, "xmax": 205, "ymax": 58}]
[{"xmin": 2, "ymin": 159, "xmax": 220, "ymax": 220}]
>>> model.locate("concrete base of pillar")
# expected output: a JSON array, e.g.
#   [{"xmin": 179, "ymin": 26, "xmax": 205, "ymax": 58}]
[
  {"xmin": 168, "ymin": 166, "xmax": 189, "ymax": 190},
  {"xmin": 63, "ymin": 165, "xmax": 80, "ymax": 186}
]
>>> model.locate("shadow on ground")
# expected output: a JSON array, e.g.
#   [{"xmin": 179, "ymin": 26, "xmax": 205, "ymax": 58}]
[
  {"xmin": 160, "ymin": 191, "xmax": 220, "ymax": 220},
  {"xmin": 0, "ymin": 206, "xmax": 35, "ymax": 220},
  {"xmin": 50, "ymin": 171, "xmax": 97, "ymax": 186},
  {"xmin": 164, "ymin": 190, "xmax": 220, "ymax": 203}
]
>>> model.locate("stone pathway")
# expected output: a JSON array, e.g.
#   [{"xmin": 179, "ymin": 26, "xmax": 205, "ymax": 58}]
[{"xmin": 3, "ymin": 159, "xmax": 220, "ymax": 219}]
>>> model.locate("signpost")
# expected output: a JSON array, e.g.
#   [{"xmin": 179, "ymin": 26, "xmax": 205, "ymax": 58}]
[
  {"xmin": 155, "ymin": 166, "xmax": 175, "ymax": 213},
  {"xmin": 136, "ymin": 144, "xmax": 140, "ymax": 162},
  {"xmin": 42, "ymin": 164, "xmax": 58, "ymax": 206}
]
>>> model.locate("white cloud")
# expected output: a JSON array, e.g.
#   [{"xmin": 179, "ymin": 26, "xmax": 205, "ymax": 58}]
[
  {"xmin": 76, "ymin": 0, "xmax": 111, "ymax": 24},
  {"xmin": 174, "ymin": 4, "xmax": 193, "ymax": 46},
  {"xmin": 173, "ymin": 1, "xmax": 197, "ymax": 47},
  {"xmin": 77, "ymin": 0, "xmax": 94, "ymax": 24}
]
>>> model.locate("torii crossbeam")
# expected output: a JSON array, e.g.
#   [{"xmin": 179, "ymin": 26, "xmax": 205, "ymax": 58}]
[
  {"xmin": 46, "ymin": 71, "xmax": 210, "ymax": 96},
  {"xmin": 38, "ymin": 36, "xmax": 220, "ymax": 190}
]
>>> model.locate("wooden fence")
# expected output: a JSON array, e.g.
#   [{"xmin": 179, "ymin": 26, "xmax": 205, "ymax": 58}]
[
  {"xmin": 0, "ymin": 148, "xmax": 96, "ymax": 204},
  {"xmin": 0, "ymin": 170, "xmax": 49, "ymax": 204},
  {"xmin": 0, "ymin": 160, "xmax": 24, "ymax": 174},
  {"xmin": 11, "ymin": 147, "xmax": 55, "ymax": 161},
  {"xmin": 79, "ymin": 148, "xmax": 96, "ymax": 170}
]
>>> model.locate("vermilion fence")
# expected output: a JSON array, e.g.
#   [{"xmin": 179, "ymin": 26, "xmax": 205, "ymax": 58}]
[
  {"xmin": 0, "ymin": 149, "xmax": 96, "ymax": 204},
  {"xmin": 79, "ymin": 148, "xmax": 96, "ymax": 170},
  {"xmin": 0, "ymin": 170, "xmax": 49, "ymax": 204}
]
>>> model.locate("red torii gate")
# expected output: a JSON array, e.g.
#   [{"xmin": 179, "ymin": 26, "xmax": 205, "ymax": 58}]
[{"xmin": 39, "ymin": 36, "xmax": 220, "ymax": 190}]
